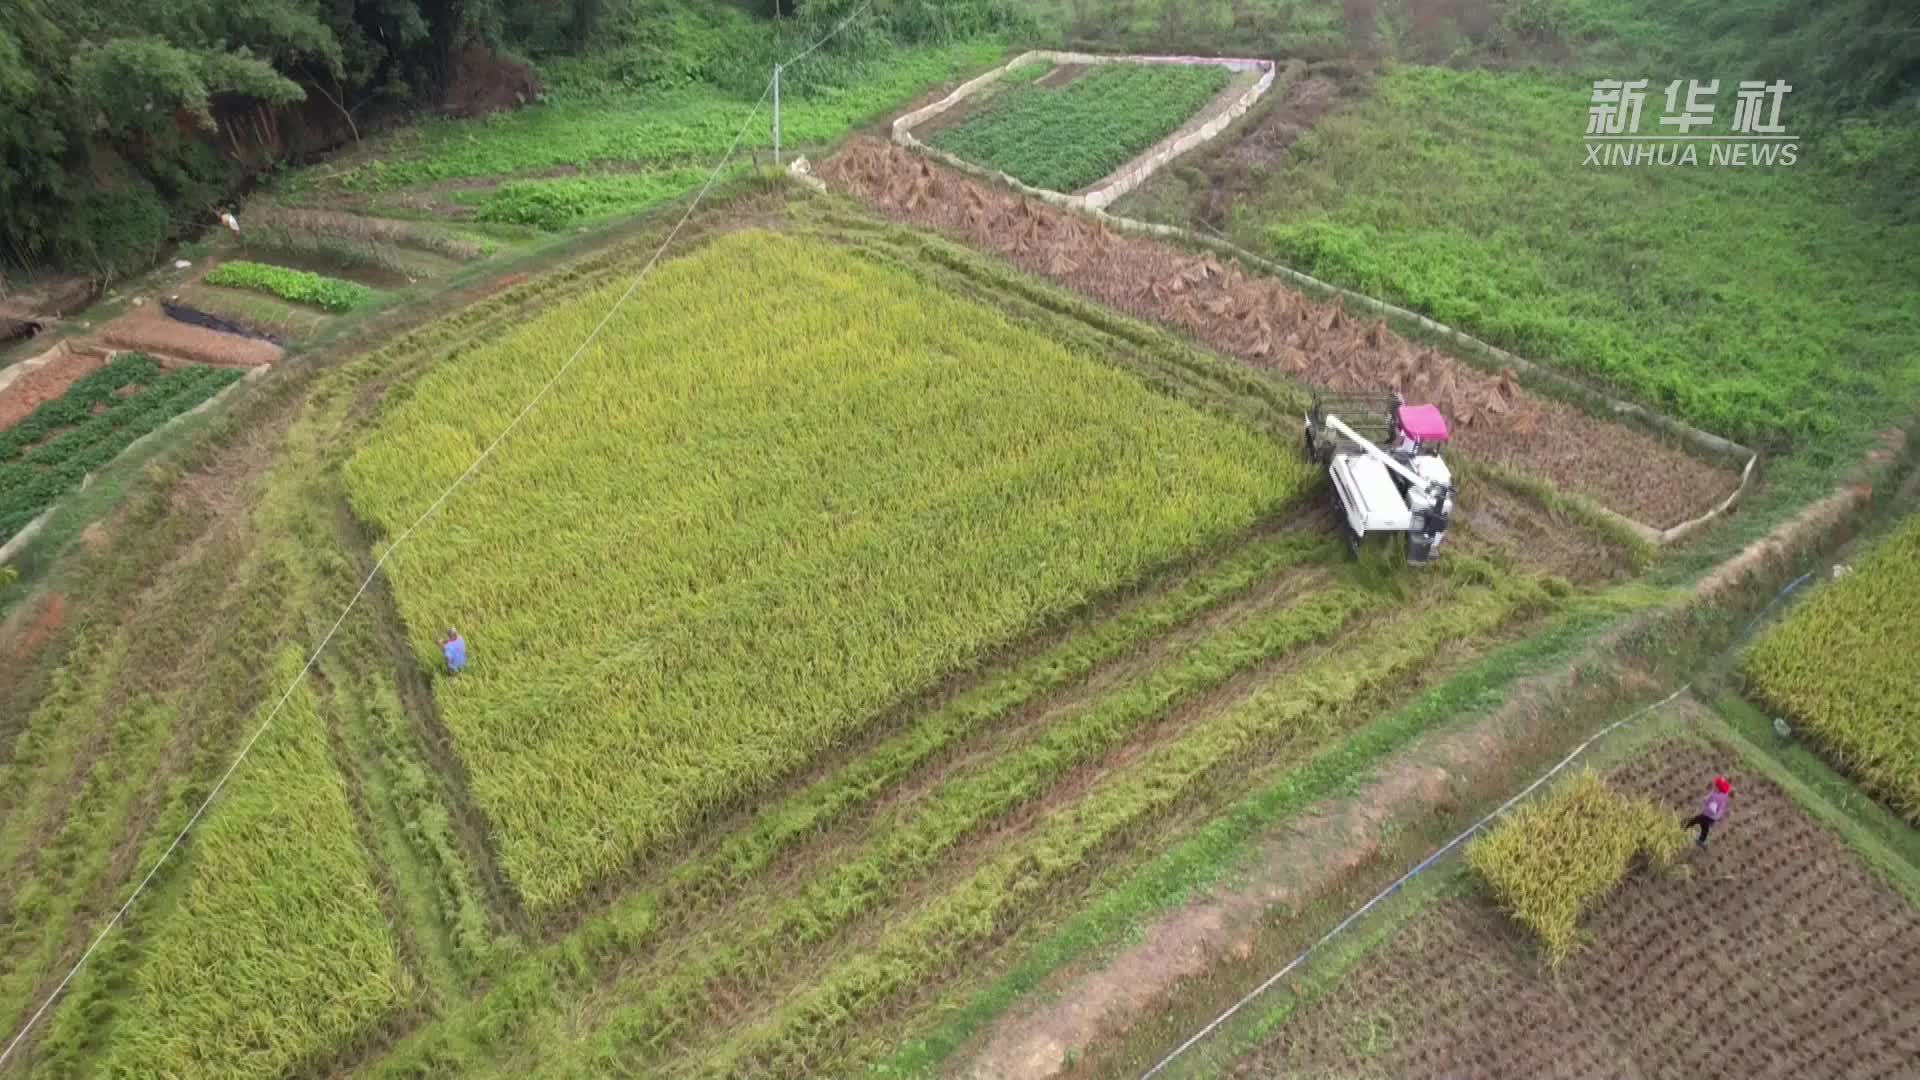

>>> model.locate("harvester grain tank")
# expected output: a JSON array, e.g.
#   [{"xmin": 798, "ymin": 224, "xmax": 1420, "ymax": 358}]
[{"xmin": 1302, "ymin": 393, "xmax": 1457, "ymax": 565}]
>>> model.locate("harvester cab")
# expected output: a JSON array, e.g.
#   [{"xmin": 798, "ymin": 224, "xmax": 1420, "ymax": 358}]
[{"xmin": 1303, "ymin": 393, "xmax": 1457, "ymax": 565}]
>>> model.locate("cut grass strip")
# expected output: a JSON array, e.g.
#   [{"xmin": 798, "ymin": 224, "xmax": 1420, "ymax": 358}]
[
  {"xmin": 573, "ymin": 580, "xmax": 1390, "ymax": 1069},
  {"xmin": 700, "ymin": 573, "xmax": 1550, "ymax": 1077}
]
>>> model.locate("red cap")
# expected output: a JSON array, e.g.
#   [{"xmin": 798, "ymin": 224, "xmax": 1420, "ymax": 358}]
[{"xmin": 1715, "ymin": 776, "xmax": 1732, "ymax": 794}]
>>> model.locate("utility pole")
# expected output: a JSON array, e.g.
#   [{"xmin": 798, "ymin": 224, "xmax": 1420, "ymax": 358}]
[{"xmin": 772, "ymin": 63, "xmax": 783, "ymax": 169}]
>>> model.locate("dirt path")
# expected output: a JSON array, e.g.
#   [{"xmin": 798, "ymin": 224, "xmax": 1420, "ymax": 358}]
[
  {"xmin": 957, "ymin": 625, "xmax": 1649, "ymax": 1080},
  {"xmin": 822, "ymin": 139, "xmax": 1738, "ymax": 530}
]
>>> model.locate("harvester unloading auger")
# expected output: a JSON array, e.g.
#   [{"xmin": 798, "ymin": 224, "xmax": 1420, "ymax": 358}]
[{"xmin": 1303, "ymin": 392, "xmax": 1457, "ymax": 565}]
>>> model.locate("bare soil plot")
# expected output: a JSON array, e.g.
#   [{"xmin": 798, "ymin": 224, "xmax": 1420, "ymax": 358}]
[
  {"xmin": 97, "ymin": 307, "xmax": 283, "ymax": 368},
  {"xmin": 822, "ymin": 139, "xmax": 1739, "ymax": 529},
  {"xmin": 1233, "ymin": 740, "xmax": 1920, "ymax": 1079}
]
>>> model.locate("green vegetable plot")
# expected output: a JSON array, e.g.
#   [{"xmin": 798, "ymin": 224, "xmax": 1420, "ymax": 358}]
[
  {"xmin": 0, "ymin": 353, "xmax": 244, "ymax": 542},
  {"xmin": 205, "ymin": 260, "xmax": 376, "ymax": 311},
  {"xmin": 930, "ymin": 62, "xmax": 1231, "ymax": 192}
]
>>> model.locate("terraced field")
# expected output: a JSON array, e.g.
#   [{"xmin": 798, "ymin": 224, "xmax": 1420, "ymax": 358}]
[{"xmin": 0, "ymin": 185, "xmax": 1621, "ymax": 1076}]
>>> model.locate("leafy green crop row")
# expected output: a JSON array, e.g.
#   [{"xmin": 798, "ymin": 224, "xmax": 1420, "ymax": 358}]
[
  {"xmin": 99, "ymin": 650, "xmax": 412, "ymax": 1078},
  {"xmin": 1467, "ymin": 767, "xmax": 1686, "ymax": 967},
  {"xmin": 474, "ymin": 168, "xmax": 731, "ymax": 230},
  {"xmin": 346, "ymin": 230, "xmax": 1308, "ymax": 913},
  {"xmin": 1744, "ymin": 514, "xmax": 1920, "ymax": 823},
  {"xmin": 930, "ymin": 62, "xmax": 1231, "ymax": 192},
  {"xmin": 204, "ymin": 260, "xmax": 375, "ymax": 311},
  {"xmin": 701, "ymin": 570, "xmax": 1552, "ymax": 1077},
  {"xmin": 1, "ymin": 354, "xmax": 244, "ymax": 542}
]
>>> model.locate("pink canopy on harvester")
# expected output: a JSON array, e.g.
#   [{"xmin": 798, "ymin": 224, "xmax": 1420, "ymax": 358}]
[{"xmin": 1398, "ymin": 404, "xmax": 1450, "ymax": 443}]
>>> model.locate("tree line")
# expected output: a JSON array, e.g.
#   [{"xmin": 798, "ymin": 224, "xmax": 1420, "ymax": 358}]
[{"xmin": 0, "ymin": 2, "xmax": 831, "ymax": 280}]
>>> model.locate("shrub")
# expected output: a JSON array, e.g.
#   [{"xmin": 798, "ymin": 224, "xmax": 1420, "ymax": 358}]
[
  {"xmin": 1468, "ymin": 768, "xmax": 1687, "ymax": 967},
  {"xmin": 1744, "ymin": 515, "xmax": 1920, "ymax": 823},
  {"xmin": 204, "ymin": 260, "xmax": 375, "ymax": 311}
]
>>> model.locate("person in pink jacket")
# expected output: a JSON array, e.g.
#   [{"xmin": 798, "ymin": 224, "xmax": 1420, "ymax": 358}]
[{"xmin": 1684, "ymin": 776, "xmax": 1732, "ymax": 847}]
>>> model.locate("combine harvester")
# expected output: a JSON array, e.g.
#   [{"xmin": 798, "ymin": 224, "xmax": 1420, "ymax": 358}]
[{"xmin": 1303, "ymin": 393, "xmax": 1457, "ymax": 565}]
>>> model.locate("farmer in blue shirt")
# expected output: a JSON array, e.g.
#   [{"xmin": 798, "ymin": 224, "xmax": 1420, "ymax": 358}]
[{"xmin": 442, "ymin": 628, "xmax": 467, "ymax": 675}]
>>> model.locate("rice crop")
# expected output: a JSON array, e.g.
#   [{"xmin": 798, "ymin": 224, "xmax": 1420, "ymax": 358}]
[
  {"xmin": 345, "ymin": 229, "xmax": 1307, "ymax": 912},
  {"xmin": 700, "ymin": 570, "xmax": 1550, "ymax": 1076},
  {"xmin": 1744, "ymin": 514, "xmax": 1920, "ymax": 823},
  {"xmin": 1467, "ymin": 768, "xmax": 1686, "ymax": 967},
  {"xmin": 204, "ymin": 260, "xmax": 375, "ymax": 311},
  {"xmin": 97, "ymin": 649, "xmax": 412, "ymax": 1078},
  {"xmin": 929, "ymin": 62, "xmax": 1231, "ymax": 192}
]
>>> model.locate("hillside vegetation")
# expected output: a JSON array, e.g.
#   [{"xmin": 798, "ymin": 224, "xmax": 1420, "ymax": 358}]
[{"xmin": 0, "ymin": 0, "xmax": 1024, "ymax": 279}]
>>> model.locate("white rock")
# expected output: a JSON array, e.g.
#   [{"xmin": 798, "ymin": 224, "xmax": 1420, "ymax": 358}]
[{"xmin": 174, "ymin": 259, "xmax": 192, "ymax": 269}]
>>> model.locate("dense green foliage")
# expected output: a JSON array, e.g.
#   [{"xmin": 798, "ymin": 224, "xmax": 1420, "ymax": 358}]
[
  {"xmin": 1468, "ymin": 768, "xmax": 1686, "ymax": 967},
  {"xmin": 0, "ymin": 0, "xmax": 467, "ymax": 276},
  {"xmin": 2, "ymin": 0, "xmax": 1025, "ymax": 276},
  {"xmin": 1524, "ymin": 0, "xmax": 1920, "ymax": 112},
  {"xmin": 97, "ymin": 649, "xmax": 413, "ymax": 1078},
  {"xmin": 473, "ymin": 167, "xmax": 737, "ymax": 229},
  {"xmin": 0, "ymin": 353, "xmax": 243, "ymax": 542},
  {"xmin": 324, "ymin": 41, "xmax": 1003, "ymax": 192},
  {"xmin": 205, "ymin": 260, "xmax": 375, "ymax": 310},
  {"xmin": 346, "ymin": 231, "xmax": 1305, "ymax": 911},
  {"xmin": 1244, "ymin": 65, "xmax": 1920, "ymax": 445},
  {"xmin": 931, "ymin": 62, "xmax": 1232, "ymax": 192},
  {"xmin": 1745, "ymin": 514, "xmax": 1920, "ymax": 823}
]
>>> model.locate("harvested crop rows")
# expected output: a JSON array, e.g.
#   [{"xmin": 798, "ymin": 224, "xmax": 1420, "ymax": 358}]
[
  {"xmin": 1232, "ymin": 740, "xmax": 1920, "ymax": 1079},
  {"xmin": 822, "ymin": 138, "xmax": 1741, "ymax": 530}
]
